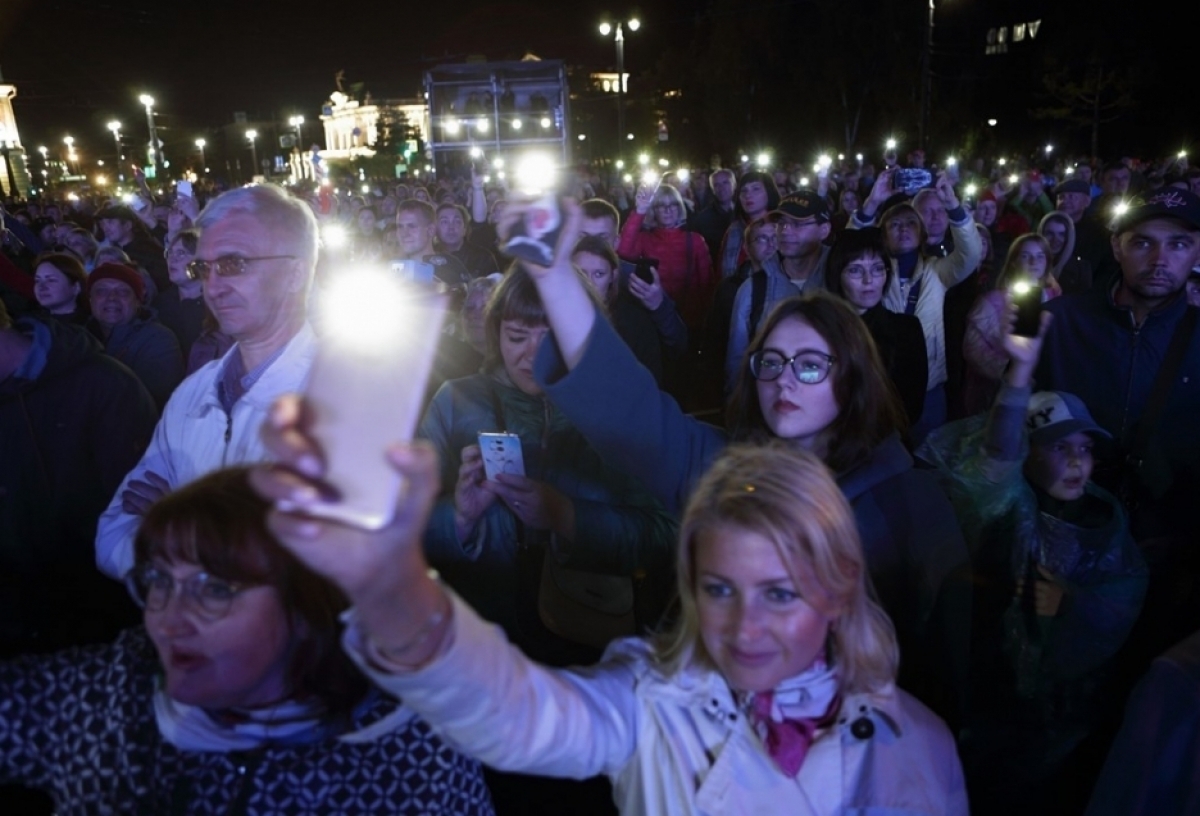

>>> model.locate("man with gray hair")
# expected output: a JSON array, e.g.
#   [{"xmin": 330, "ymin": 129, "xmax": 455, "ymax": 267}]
[{"xmin": 95, "ymin": 184, "xmax": 319, "ymax": 578}]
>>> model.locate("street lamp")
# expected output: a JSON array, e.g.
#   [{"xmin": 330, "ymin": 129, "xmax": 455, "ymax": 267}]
[
  {"xmin": 107, "ymin": 121, "xmax": 123, "ymax": 181},
  {"xmin": 246, "ymin": 130, "xmax": 259, "ymax": 179},
  {"xmin": 288, "ymin": 116, "xmax": 305, "ymax": 180},
  {"xmin": 195, "ymin": 138, "xmax": 207, "ymax": 174},
  {"xmin": 599, "ymin": 17, "xmax": 640, "ymax": 158},
  {"xmin": 63, "ymin": 136, "xmax": 77, "ymax": 175},
  {"xmin": 138, "ymin": 94, "xmax": 163, "ymax": 179}
]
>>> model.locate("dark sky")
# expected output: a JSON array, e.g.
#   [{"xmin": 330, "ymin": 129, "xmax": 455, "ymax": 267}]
[
  {"xmin": 1, "ymin": 0, "xmax": 1191, "ymax": 165},
  {"xmin": 1, "ymin": 0, "xmax": 651, "ymax": 153}
]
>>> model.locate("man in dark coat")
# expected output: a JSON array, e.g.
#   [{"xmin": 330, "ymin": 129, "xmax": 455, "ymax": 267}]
[{"xmin": 0, "ymin": 303, "xmax": 157, "ymax": 656}]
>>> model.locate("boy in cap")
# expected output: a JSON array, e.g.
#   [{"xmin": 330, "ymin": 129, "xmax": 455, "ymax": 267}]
[{"xmin": 920, "ymin": 308, "xmax": 1147, "ymax": 814}]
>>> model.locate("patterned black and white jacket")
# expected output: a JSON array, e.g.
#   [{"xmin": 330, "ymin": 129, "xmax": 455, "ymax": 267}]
[{"xmin": 0, "ymin": 628, "xmax": 495, "ymax": 815}]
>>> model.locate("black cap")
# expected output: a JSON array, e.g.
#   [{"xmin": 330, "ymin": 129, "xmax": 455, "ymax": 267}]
[{"xmin": 1113, "ymin": 188, "xmax": 1200, "ymax": 235}]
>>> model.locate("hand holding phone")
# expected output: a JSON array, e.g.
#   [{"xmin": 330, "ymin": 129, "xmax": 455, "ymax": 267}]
[{"xmin": 1009, "ymin": 281, "xmax": 1043, "ymax": 337}]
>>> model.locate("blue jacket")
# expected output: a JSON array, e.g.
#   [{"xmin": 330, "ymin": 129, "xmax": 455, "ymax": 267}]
[
  {"xmin": 1034, "ymin": 288, "xmax": 1200, "ymax": 541},
  {"xmin": 418, "ymin": 372, "xmax": 678, "ymax": 664},
  {"xmin": 535, "ymin": 317, "xmax": 971, "ymax": 725}
]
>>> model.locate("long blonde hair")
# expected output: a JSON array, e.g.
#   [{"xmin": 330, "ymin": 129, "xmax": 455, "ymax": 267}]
[{"xmin": 656, "ymin": 443, "xmax": 898, "ymax": 694}]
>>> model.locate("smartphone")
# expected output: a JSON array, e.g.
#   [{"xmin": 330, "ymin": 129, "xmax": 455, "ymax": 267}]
[
  {"xmin": 892, "ymin": 168, "xmax": 933, "ymax": 195},
  {"xmin": 177, "ymin": 181, "xmax": 194, "ymax": 198},
  {"xmin": 130, "ymin": 196, "xmax": 150, "ymax": 212},
  {"xmin": 633, "ymin": 256, "xmax": 659, "ymax": 284},
  {"xmin": 1010, "ymin": 282, "xmax": 1043, "ymax": 337},
  {"xmin": 301, "ymin": 291, "xmax": 448, "ymax": 529},
  {"xmin": 478, "ymin": 432, "xmax": 526, "ymax": 480},
  {"xmin": 503, "ymin": 194, "xmax": 565, "ymax": 267},
  {"xmin": 390, "ymin": 259, "xmax": 436, "ymax": 285}
]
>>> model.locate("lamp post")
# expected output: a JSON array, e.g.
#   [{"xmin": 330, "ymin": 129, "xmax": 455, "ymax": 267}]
[
  {"xmin": 107, "ymin": 121, "xmax": 123, "ymax": 182},
  {"xmin": 195, "ymin": 138, "xmax": 207, "ymax": 174},
  {"xmin": 63, "ymin": 136, "xmax": 77, "ymax": 175},
  {"xmin": 138, "ymin": 94, "xmax": 163, "ymax": 179},
  {"xmin": 288, "ymin": 116, "xmax": 305, "ymax": 179},
  {"xmin": 246, "ymin": 130, "xmax": 258, "ymax": 180},
  {"xmin": 599, "ymin": 18, "xmax": 640, "ymax": 158},
  {"xmin": 917, "ymin": 0, "xmax": 935, "ymax": 152}
]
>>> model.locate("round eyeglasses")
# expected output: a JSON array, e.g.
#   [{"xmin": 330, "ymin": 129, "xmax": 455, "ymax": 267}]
[
  {"xmin": 749, "ymin": 349, "xmax": 837, "ymax": 385},
  {"xmin": 125, "ymin": 564, "xmax": 249, "ymax": 620}
]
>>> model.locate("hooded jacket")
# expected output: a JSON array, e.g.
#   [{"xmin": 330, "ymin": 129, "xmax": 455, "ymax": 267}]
[{"xmin": 1038, "ymin": 212, "xmax": 1094, "ymax": 294}]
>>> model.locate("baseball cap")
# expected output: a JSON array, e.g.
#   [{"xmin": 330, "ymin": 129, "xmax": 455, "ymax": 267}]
[
  {"xmin": 1026, "ymin": 391, "xmax": 1111, "ymax": 447},
  {"xmin": 768, "ymin": 191, "xmax": 830, "ymax": 224},
  {"xmin": 1055, "ymin": 179, "xmax": 1091, "ymax": 197},
  {"xmin": 1113, "ymin": 188, "xmax": 1200, "ymax": 234}
]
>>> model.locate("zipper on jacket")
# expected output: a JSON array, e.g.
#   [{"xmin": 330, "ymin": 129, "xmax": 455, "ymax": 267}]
[
  {"xmin": 1118, "ymin": 325, "xmax": 1140, "ymax": 440},
  {"xmin": 222, "ymin": 407, "xmax": 234, "ymax": 464}
]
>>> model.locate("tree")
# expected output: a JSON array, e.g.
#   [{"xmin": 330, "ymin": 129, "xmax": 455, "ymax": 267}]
[{"xmin": 1031, "ymin": 57, "xmax": 1140, "ymax": 158}]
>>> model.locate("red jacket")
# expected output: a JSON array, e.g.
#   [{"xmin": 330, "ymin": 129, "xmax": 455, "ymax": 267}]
[{"xmin": 617, "ymin": 212, "xmax": 715, "ymax": 332}]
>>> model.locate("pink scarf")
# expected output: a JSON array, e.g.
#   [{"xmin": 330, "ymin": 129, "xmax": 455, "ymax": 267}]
[{"xmin": 747, "ymin": 660, "xmax": 841, "ymax": 777}]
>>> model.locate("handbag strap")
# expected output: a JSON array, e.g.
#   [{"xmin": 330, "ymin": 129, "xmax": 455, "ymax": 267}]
[{"xmin": 1125, "ymin": 304, "xmax": 1197, "ymax": 468}]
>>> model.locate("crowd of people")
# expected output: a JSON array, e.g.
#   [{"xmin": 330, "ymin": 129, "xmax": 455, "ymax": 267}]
[{"xmin": 1, "ymin": 144, "xmax": 1199, "ymax": 815}]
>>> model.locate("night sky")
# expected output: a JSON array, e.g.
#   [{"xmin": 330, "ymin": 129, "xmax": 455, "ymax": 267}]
[{"xmin": 0, "ymin": 0, "xmax": 1190, "ymax": 168}]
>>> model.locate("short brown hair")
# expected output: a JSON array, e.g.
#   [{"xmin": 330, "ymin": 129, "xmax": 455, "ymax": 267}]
[{"xmin": 134, "ymin": 467, "xmax": 367, "ymax": 722}]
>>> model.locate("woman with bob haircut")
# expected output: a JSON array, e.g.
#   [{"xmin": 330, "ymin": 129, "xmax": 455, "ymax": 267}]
[
  {"xmin": 718, "ymin": 170, "xmax": 782, "ymax": 277},
  {"xmin": 823, "ymin": 227, "xmax": 928, "ymax": 428},
  {"xmin": 0, "ymin": 467, "xmax": 495, "ymax": 815},
  {"xmin": 617, "ymin": 181, "xmax": 715, "ymax": 335},
  {"xmin": 250, "ymin": 429, "xmax": 969, "ymax": 816},
  {"xmin": 495, "ymin": 199, "xmax": 969, "ymax": 726},
  {"xmin": 417, "ymin": 264, "xmax": 677, "ymax": 668}
]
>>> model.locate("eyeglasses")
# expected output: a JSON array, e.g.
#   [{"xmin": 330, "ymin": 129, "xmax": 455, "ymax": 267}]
[
  {"xmin": 125, "ymin": 564, "xmax": 249, "ymax": 620},
  {"xmin": 652, "ymin": 203, "xmax": 679, "ymax": 211},
  {"xmin": 842, "ymin": 263, "xmax": 888, "ymax": 282},
  {"xmin": 749, "ymin": 349, "xmax": 837, "ymax": 385},
  {"xmin": 185, "ymin": 255, "xmax": 295, "ymax": 281}
]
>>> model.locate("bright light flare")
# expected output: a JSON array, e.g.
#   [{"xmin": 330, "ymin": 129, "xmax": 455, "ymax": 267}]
[
  {"xmin": 445, "ymin": 119, "xmax": 461, "ymax": 136},
  {"xmin": 469, "ymin": 146, "xmax": 483, "ymax": 159},
  {"xmin": 319, "ymin": 268, "xmax": 419, "ymax": 352},
  {"xmin": 756, "ymin": 152, "xmax": 770, "ymax": 168},
  {"xmin": 677, "ymin": 168, "xmax": 690, "ymax": 183},
  {"xmin": 514, "ymin": 152, "xmax": 556, "ymax": 193},
  {"xmin": 885, "ymin": 138, "xmax": 897, "ymax": 150},
  {"xmin": 1113, "ymin": 200, "xmax": 1130, "ymax": 217},
  {"xmin": 641, "ymin": 170, "xmax": 659, "ymax": 188},
  {"xmin": 323, "ymin": 224, "xmax": 347, "ymax": 249}
]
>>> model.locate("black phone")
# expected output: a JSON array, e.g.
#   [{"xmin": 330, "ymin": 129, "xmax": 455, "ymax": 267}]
[
  {"xmin": 1010, "ymin": 282, "xmax": 1043, "ymax": 337},
  {"xmin": 634, "ymin": 256, "xmax": 659, "ymax": 284}
]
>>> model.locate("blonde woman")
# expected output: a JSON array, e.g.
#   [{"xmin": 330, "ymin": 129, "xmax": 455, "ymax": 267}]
[{"xmin": 251, "ymin": 424, "xmax": 967, "ymax": 815}]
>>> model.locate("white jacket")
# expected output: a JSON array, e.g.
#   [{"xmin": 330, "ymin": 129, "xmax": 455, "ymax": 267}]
[
  {"xmin": 348, "ymin": 593, "xmax": 969, "ymax": 816},
  {"xmin": 94, "ymin": 324, "xmax": 317, "ymax": 579},
  {"xmin": 851, "ymin": 215, "xmax": 982, "ymax": 390}
]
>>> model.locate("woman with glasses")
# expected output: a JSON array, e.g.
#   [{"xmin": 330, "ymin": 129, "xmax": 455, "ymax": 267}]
[
  {"xmin": 824, "ymin": 228, "xmax": 928, "ymax": 429},
  {"xmin": 0, "ymin": 466, "xmax": 495, "ymax": 815},
  {"xmin": 498, "ymin": 199, "xmax": 970, "ymax": 727},
  {"xmin": 616, "ymin": 182, "xmax": 715, "ymax": 337},
  {"xmin": 250, "ymin": 429, "xmax": 968, "ymax": 815}
]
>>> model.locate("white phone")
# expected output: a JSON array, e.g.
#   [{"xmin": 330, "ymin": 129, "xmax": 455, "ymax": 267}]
[
  {"xmin": 177, "ymin": 180, "xmax": 194, "ymax": 198},
  {"xmin": 301, "ymin": 287, "xmax": 447, "ymax": 529},
  {"xmin": 477, "ymin": 432, "xmax": 525, "ymax": 481}
]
